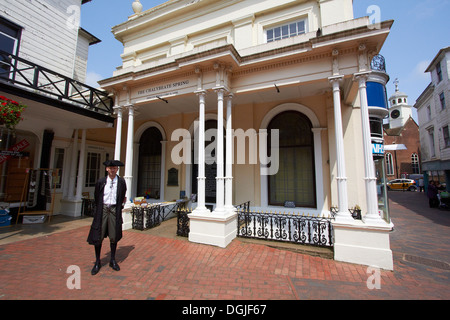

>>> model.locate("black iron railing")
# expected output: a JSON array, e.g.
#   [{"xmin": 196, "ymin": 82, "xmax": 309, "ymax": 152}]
[
  {"xmin": 175, "ymin": 202, "xmax": 333, "ymax": 248},
  {"xmin": 237, "ymin": 211, "xmax": 334, "ymax": 247},
  {"xmin": 177, "ymin": 209, "xmax": 190, "ymax": 237},
  {"xmin": 132, "ymin": 205, "xmax": 162, "ymax": 231},
  {"xmin": 0, "ymin": 50, "xmax": 113, "ymax": 115},
  {"xmin": 175, "ymin": 201, "xmax": 252, "ymax": 238},
  {"xmin": 132, "ymin": 200, "xmax": 191, "ymax": 231}
]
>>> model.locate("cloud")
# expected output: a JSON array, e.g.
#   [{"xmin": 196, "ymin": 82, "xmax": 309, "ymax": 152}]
[{"xmin": 85, "ymin": 71, "xmax": 103, "ymax": 88}]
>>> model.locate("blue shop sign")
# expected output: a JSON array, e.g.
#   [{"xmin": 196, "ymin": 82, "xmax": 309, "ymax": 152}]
[{"xmin": 372, "ymin": 143, "xmax": 384, "ymax": 158}]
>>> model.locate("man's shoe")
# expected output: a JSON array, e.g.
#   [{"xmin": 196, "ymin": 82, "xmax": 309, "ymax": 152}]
[
  {"xmin": 109, "ymin": 260, "xmax": 120, "ymax": 271},
  {"xmin": 91, "ymin": 262, "xmax": 101, "ymax": 275}
]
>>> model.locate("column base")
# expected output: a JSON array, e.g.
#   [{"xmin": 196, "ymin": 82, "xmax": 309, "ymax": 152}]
[
  {"xmin": 60, "ymin": 199, "xmax": 83, "ymax": 217},
  {"xmin": 122, "ymin": 204, "xmax": 133, "ymax": 230},
  {"xmin": 188, "ymin": 209, "xmax": 237, "ymax": 248},
  {"xmin": 332, "ymin": 219, "xmax": 394, "ymax": 270}
]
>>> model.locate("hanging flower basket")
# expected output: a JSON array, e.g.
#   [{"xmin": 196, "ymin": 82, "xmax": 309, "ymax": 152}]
[{"xmin": 0, "ymin": 95, "xmax": 26, "ymax": 130}]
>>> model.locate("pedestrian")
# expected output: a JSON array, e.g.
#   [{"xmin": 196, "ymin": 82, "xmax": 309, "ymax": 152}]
[
  {"xmin": 419, "ymin": 178, "xmax": 424, "ymax": 192},
  {"xmin": 87, "ymin": 160, "xmax": 127, "ymax": 275},
  {"xmin": 427, "ymin": 180, "xmax": 439, "ymax": 208}
]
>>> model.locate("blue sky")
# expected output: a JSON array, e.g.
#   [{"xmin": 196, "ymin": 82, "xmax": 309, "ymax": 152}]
[{"xmin": 81, "ymin": 0, "xmax": 450, "ymax": 120}]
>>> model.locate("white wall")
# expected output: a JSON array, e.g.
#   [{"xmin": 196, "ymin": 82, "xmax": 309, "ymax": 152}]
[{"xmin": 0, "ymin": 0, "xmax": 82, "ymax": 78}]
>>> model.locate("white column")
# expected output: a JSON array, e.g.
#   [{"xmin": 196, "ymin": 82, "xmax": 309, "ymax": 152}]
[
  {"xmin": 312, "ymin": 128, "xmax": 325, "ymax": 214},
  {"xmin": 114, "ymin": 106, "xmax": 123, "ymax": 160},
  {"xmin": 159, "ymin": 140, "xmax": 166, "ymax": 201},
  {"xmin": 225, "ymin": 93, "xmax": 234, "ymax": 211},
  {"xmin": 193, "ymin": 90, "xmax": 208, "ymax": 212},
  {"xmin": 354, "ymin": 72, "xmax": 385, "ymax": 225},
  {"xmin": 214, "ymin": 87, "xmax": 225, "ymax": 213},
  {"xmin": 124, "ymin": 105, "xmax": 135, "ymax": 203},
  {"xmin": 68, "ymin": 129, "xmax": 78, "ymax": 199},
  {"xmin": 329, "ymin": 76, "xmax": 352, "ymax": 221},
  {"xmin": 75, "ymin": 129, "xmax": 86, "ymax": 200}
]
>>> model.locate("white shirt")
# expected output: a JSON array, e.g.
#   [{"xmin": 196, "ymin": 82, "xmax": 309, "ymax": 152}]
[{"xmin": 103, "ymin": 176, "xmax": 118, "ymax": 206}]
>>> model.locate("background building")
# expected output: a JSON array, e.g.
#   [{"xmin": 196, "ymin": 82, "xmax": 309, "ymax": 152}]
[
  {"xmin": 415, "ymin": 46, "xmax": 450, "ymax": 188},
  {"xmin": 384, "ymin": 82, "xmax": 421, "ymax": 180},
  {"xmin": 0, "ymin": 0, "xmax": 115, "ymax": 217}
]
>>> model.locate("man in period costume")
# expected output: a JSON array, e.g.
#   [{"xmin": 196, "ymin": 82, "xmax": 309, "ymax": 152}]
[{"xmin": 87, "ymin": 160, "xmax": 127, "ymax": 275}]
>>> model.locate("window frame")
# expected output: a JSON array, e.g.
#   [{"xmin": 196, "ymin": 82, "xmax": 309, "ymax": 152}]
[
  {"xmin": 52, "ymin": 147, "xmax": 65, "ymax": 190},
  {"xmin": 265, "ymin": 19, "xmax": 307, "ymax": 43},
  {"xmin": 85, "ymin": 152, "xmax": 101, "ymax": 188},
  {"xmin": 0, "ymin": 16, "xmax": 23, "ymax": 80},
  {"xmin": 411, "ymin": 153, "xmax": 420, "ymax": 174},
  {"xmin": 436, "ymin": 61, "xmax": 443, "ymax": 83},
  {"xmin": 439, "ymin": 92, "xmax": 446, "ymax": 110},
  {"xmin": 443, "ymin": 125, "xmax": 450, "ymax": 148},
  {"xmin": 428, "ymin": 128, "xmax": 436, "ymax": 158},
  {"xmin": 385, "ymin": 152, "xmax": 394, "ymax": 176}
]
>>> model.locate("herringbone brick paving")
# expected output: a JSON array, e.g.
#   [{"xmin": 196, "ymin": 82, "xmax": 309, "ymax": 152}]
[{"xmin": 0, "ymin": 191, "xmax": 449, "ymax": 300}]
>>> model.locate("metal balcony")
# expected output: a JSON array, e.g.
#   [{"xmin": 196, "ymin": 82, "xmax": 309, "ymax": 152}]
[{"xmin": 0, "ymin": 49, "xmax": 114, "ymax": 123}]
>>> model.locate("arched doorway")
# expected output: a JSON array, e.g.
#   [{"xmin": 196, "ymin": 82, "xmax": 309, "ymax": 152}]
[
  {"xmin": 267, "ymin": 111, "xmax": 316, "ymax": 208},
  {"xmin": 137, "ymin": 127, "xmax": 163, "ymax": 199}
]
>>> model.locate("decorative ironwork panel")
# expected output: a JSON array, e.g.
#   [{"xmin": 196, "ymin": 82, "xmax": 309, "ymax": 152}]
[
  {"xmin": 132, "ymin": 206, "xmax": 145, "ymax": 231},
  {"xmin": 177, "ymin": 211, "xmax": 190, "ymax": 237},
  {"xmin": 145, "ymin": 205, "xmax": 161, "ymax": 229},
  {"xmin": 237, "ymin": 211, "xmax": 334, "ymax": 247}
]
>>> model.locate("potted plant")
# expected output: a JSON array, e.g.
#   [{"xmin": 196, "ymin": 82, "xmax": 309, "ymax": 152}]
[{"xmin": 0, "ymin": 96, "xmax": 26, "ymax": 130}]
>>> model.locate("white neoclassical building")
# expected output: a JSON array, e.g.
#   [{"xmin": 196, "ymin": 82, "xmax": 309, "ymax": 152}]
[
  {"xmin": 98, "ymin": 0, "xmax": 395, "ymax": 269},
  {"xmin": 415, "ymin": 46, "xmax": 450, "ymax": 187}
]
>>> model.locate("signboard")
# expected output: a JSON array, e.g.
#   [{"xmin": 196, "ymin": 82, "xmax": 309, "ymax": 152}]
[
  {"xmin": 0, "ymin": 139, "xmax": 30, "ymax": 164},
  {"xmin": 372, "ymin": 143, "xmax": 384, "ymax": 159},
  {"xmin": 135, "ymin": 79, "xmax": 193, "ymax": 103}
]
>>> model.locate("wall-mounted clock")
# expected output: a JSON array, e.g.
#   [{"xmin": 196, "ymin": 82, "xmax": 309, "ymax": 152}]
[{"xmin": 391, "ymin": 109, "xmax": 400, "ymax": 119}]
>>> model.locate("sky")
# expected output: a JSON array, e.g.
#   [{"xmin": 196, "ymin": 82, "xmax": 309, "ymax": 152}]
[{"xmin": 81, "ymin": 0, "xmax": 450, "ymax": 121}]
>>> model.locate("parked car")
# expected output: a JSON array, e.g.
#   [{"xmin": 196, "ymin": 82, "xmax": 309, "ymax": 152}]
[{"xmin": 386, "ymin": 179, "xmax": 417, "ymax": 191}]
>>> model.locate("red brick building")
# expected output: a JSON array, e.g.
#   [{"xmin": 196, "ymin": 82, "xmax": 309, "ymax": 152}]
[
  {"xmin": 383, "ymin": 83, "xmax": 421, "ymax": 180},
  {"xmin": 384, "ymin": 116, "xmax": 421, "ymax": 179}
]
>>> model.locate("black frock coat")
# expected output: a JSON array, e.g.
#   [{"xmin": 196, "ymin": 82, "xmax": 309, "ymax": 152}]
[{"xmin": 87, "ymin": 176, "xmax": 127, "ymax": 246}]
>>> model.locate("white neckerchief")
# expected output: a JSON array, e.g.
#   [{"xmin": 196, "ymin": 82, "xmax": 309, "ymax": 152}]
[{"xmin": 103, "ymin": 175, "xmax": 118, "ymax": 205}]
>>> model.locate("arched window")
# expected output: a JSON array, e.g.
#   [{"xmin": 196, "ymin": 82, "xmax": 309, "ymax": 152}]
[
  {"xmin": 267, "ymin": 111, "xmax": 316, "ymax": 208},
  {"xmin": 137, "ymin": 127, "xmax": 163, "ymax": 198},
  {"xmin": 385, "ymin": 153, "xmax": 394, "ymax": 176},
  {"xmin": 411, "ymin": 153, "xmax": 420, "ymax": 174}
]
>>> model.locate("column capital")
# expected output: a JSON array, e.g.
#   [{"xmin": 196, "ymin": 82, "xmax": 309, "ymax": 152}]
[
  {"xmin": 113, "ymin": 105, "xmax": 125, "ymax": 114},
  {"xmin": 123, "ymin": 104, "xmax": 137, "ymax": 112},
  {"xmin": 213, "ymin": 86, "xmax": 227, "ymax": 93},
  {"xmin": 329, "ymin": 75, "xmax": 344, "ymax": 91},
  {"xmin": 353, "ymin": 71, "xmax": 371, "ymax": 83},
  {"xmin": 195, "ymin": 89, "xmax": 207, "ymax": 96},
  {"xmin": 328, "ymin": 75, "xmax": 344, "ymax": 83}
]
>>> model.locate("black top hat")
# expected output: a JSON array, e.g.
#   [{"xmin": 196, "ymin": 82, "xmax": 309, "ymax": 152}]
[{"xmin": 103, "ymin": 160, "xmax": 125, "ymax": 167}]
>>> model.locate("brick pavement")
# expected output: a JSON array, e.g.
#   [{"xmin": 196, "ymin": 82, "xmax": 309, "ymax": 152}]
[{"xmin": 0, "ymin": 191, "xmax": 449, "ymax": 301}]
